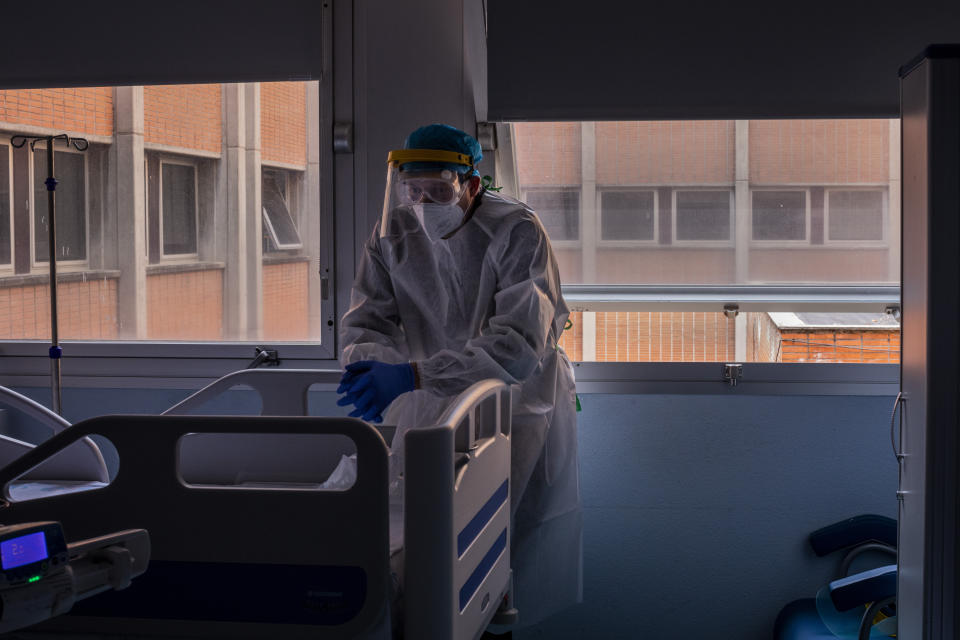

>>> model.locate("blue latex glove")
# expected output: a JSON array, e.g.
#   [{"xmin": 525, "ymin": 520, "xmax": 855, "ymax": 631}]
[{"xmin": 336, "ymin": 360, "xmax": 415, "ymax": 423}]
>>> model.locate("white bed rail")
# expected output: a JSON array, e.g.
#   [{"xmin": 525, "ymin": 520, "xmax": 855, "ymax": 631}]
[
  {"xmin": 0, "ymin": 386, "xmax": 108, "ymax": 483},
  {"xmin": 162, "ymin": 368, "xmax": 342, "ymax": 416},
  {"xmin": 405, "ymin": 379, "xmax": 513, "ymax": 640}
]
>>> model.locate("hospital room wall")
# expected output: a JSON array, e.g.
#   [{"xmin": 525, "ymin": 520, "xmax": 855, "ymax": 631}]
[
  {"xmin": 6, "ymin": 385, "xmax": 897, "ymax": 640},
  {"xmin": 353, "ymin": 0, "xmax": 487, "ymax": 239}
]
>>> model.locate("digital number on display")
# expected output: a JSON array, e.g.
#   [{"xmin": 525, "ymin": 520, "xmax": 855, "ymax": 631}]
[{"xmin": 1, "ymin": 532, "xmax": 48, "ymax": 570}]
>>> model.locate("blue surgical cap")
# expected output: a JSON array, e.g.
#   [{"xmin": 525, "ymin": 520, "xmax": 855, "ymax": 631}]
[{"xmin": 402, "ymin": 123, "xmax": 482, "ymax": 177}]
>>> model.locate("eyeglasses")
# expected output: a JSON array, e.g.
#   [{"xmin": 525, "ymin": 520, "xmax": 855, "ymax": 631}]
[{"xmin": 398, "ymin": 177, "xmax": 463, "ymax": 205}]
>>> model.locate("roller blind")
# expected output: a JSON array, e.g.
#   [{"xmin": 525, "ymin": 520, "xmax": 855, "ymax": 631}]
[
  {"xmin": 0, "ymin": 0, "xmax": 321, "ymax": 89},
  {"xmin": 488, "ymin": 0, "xmax": 960, "ymax": 120}
]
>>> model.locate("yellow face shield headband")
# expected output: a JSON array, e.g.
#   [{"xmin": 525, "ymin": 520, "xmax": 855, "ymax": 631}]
[{"xmin": 386, "ymin": 149, "xmax": 475, "ymax": 171}]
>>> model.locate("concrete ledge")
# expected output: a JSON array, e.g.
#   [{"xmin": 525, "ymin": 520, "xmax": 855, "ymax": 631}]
[
  {"xmin": 0, "ymin": 270, "xmax": 121, "ymax": 288},
  {"xmin": 144, "ymin": 142, "xmax": 222, "ymax": 160},
  {"xmin": 263, "ymin": 254, "xmax": 312, "ymax": 266},
  {"xmin": 146, "ymin": 262, "xmax": 225, "ymax": 276}
]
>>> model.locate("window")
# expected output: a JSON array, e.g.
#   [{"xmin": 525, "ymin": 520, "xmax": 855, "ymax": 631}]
[
  {"xmin": 0, "ymin": 81, "xmax": 325, "ymax": 346},
  {"xmin": 674, "ymin": 190, "xmax": 732, "ymax": 242},
  {"xmin": 524, "ymin": 188, "xmax": 580, "ymax": 241},
  {"xmin": 262, "ymin": 168, "xmax": 303, "ymax": 251},
  {"xmin": 826, "ymin": 189, "xmax": 885, "ymax": 242},
  {"xmin": 600, "ymin": 189, "xmax": 656, "ymax": 241},
  {"xmin": 751, "ymin": 190, "xmax": 807, "ymax": 242},
  {"xmin": 0, "ymin": 143, "xmax": 10, "ymax": 266},
  {"xmin": 510, "ymin": 120, "xmax": 900, "ymax": 363},
  {"xmin": 32, "ymin": 149, "xmax": 86, "ymax": 262},
  {"xmin": 160, "ymin": 161, "xmax": 198, "ymax": 257}
]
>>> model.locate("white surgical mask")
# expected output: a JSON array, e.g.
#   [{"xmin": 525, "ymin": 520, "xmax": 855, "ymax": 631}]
[{"xmin": 413, "ymin": 203, "xmax": 464, "ymax": 240}]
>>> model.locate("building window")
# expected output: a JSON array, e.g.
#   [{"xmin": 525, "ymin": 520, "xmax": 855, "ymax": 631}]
[
  {"xmin": 33, "ymin": 149, "xmax": 86, "ymax": 262},
  {"xmin": 160, "ymin": 161, "xmax": 198, "ymax": 257},
  {"xmin": 262, "ymin": 168, "xmax": 302, "ymax": 251},
  {"xmin": 674, "ymin": 189, "xmax": 733, "ymax": 242},
  {"xmin": 826, "ymin": 189, "xmax": 885, "ymax": 242},
  {"xmin": 0, "ymin": 143, "xmax": 10, "ymax": 266},
  {"xmin": 524, "ymin": 188, "xmax": 580, "ymax": 242},
  {"xmin": 599, "ymin": 189, "xmax": 656, "ymax": 241},
  {"xmin": 751, "ymin": 190, "xmax": 807, "ymax": 242}
]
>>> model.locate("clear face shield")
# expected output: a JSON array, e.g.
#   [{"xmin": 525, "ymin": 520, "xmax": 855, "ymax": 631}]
[{"xmin": 380, "ymin": 149, "xmax": 475, "ymax": 240}]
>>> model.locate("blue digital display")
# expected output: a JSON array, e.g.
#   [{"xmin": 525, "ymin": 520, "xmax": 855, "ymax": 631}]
[{"xmin": 1, "ymin": 532, "xmax": 48, "ymax": 570}]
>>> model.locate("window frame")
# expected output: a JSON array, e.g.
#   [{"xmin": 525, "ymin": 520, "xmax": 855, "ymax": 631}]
[
  {"xmin": 0, "ymin": 137, "xmax": 12, "ymax": 273},
  {"xmin": 28, "ymin": 143, "xmax": 90, "ymax": 271},
  {"xmin": 0, "ymin": 2, "xmax": 342, "ymax": 380},
  {"xmin": 157, "ymin": 157, "xmax": 201, "ymax": 262},
  {"xmin": 596, "ymin": 186, "xmax": 660, "ymax": 247},
  {"xmin": 671, "ymin": 186, "xmax": 736, "ymax": 247},
  {"xmin": 749, "ymin": 187, "xmax": 811, "ymax": 246},
  {"xmin": 823, "ymin": 186, "xmax": 889, "ymax": 247},
  {"xmin": 521, "ymin": 185, "xmax": 582, "ymax": 248},
  {"xmin": 262, "ymin": 165, "xmax": 305, "ymax": 252}
]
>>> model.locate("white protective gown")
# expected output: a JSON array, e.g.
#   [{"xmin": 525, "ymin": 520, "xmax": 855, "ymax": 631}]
[{"xmin": 340, "ymin": 190, "xmax": 582, "ymax": 628}]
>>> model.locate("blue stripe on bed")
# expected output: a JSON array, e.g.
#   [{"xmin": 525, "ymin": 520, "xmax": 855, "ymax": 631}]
[
  {"xmin": 457, "ymin": 479, "xmax": 509, "ymax": 557},
  {"xmin": 459, "ymin": 528, "xmax": 508, "ymax": 612}
]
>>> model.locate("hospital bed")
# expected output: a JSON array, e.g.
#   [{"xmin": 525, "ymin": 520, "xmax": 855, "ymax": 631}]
[{"xmin": 0, "ymin": 370, "xmax": 514, "ymax": 639}]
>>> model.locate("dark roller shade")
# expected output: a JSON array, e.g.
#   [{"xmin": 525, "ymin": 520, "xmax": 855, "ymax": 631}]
[
  {"xmin": 0, "ymin": 1, "xmax": 321, "ymax": 89},
  {"xmin": 488, "ymin": 0, "xmax": 960, "ymax": 120}
]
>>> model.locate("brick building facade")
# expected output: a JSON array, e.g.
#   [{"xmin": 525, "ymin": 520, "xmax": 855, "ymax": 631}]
[
  {"xmin": 0, "ymin": 82, "xmax": 318, "ymax": 342},
  {"xmin": 520, "ymin": 120, "xmax": 901, "ymax": 363},
  {"xmin": 0, "ymin": 97, "xmax": 899, "ymax": 361}
]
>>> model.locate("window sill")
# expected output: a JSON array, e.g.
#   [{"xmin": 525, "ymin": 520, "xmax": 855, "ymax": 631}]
[
  {"xmin": 263, "ymin": 254, "xmax": 311, "ymax": 266},
  {"xmin": 146, "ymin": 262, "xmax": 225, "ymax": 276},
  {"xmin": 0, "ymin": 270, "xmax": 121, "ymax": 288}
]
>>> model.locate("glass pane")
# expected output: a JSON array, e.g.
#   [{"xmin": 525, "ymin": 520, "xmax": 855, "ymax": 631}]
[
  {"xmin": 600, "ymin": 190, "xmax": 655, "ymax": 240},
  {"xmin": 751, "ymin": 191, "xmax": 806, "ymax": 241},
  {"xmin": 33, "ymin": 150, "xmax": 86, "ymax": 262},
  {"xmin": 161, "ymin": 163, "xmax": 197, "ymax": 255},
  {"xmin": 524, "ymin": 188, "xmax": 580, "ymax": 241},
  {"xmin": 828, "ymin": 190, "xmax": 884, "ymax": 241},
  {"xmin": 513, "ymin": 120, "xmax": 900, "ymax": 362},
  {"xmin": 512, "ymin": 120, "xmax": 898, "ymax": 287},
  {"xmin": 557, "ymin": 311, "xmax": 900, "ymax": 363},
  {"xmin": 0, "ymin": 145, "xmax": 9, "ymax": 265},
  {"xmin": 262, "ymin": 170, "xmax": 302, "ymax": 249},
  {"xmin": 676, "ymin": 190, "xmax": 731, "ymax": 241},
  {"xmin": 0, "ymin": 81, "xmax": 322, "ymax": 343}
]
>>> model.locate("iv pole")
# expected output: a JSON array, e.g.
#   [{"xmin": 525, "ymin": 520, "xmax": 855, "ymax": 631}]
[{"xmin": 10, "ymin": 134, "xmax": 89, "ymax": 416}]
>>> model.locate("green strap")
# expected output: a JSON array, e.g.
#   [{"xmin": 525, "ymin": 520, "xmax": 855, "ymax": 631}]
[{"xmin": 481, "ymin": 175, "xmax": 503, "ymax": 192}]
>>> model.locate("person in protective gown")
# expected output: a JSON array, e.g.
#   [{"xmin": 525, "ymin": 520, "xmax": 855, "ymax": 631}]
[{"xmin": 337, "ymin": 124, "xmax": 581, "ymax": 631}]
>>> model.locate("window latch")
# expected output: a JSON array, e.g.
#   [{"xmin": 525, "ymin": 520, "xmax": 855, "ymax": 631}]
[
  {"xmin": 247, "ymin": 347, "xmax": 280, "ymax": 369},
  {"xmin": 723, "ymin": 363, "xmax": 743, "ymax": 387}
]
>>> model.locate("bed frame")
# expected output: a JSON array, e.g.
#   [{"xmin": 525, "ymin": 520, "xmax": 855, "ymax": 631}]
[{"xmin": 0, "ymin": 371, "xmax": 513, "ymax": 639}]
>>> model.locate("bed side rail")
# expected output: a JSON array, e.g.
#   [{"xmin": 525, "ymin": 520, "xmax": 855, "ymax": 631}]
[
  {"xmin": 0, "ymin": 414, "xmax": 390, "ymax": 639},
  {"xmin": 162, "ymin": 368, "xmax": 343, "ymax": 416},
  {"xmin": 404, "ymin": 379, "xmax": 513, "ymax": 640},
  {"xmin": 0, "ymin": 385, "xmax": 108, "ymax": 483}
]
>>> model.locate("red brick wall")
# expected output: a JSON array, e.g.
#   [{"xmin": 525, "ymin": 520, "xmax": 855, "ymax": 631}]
[
  {"xmin": 262, "ymin": 261, "xmax": 309, "ymax": 340},
  {"xmin": 557, "ymin": 311, "xmax": 583, "ymax": 361},
  {"xmin": 515, "ymin": 122, "xmax": 581, "ymax": 186},
  {"xmin": 595, "ymin": 311, "xmax": 736, "ymax": 362},
  {"xmin": 750, "ymin": 119, "xmax": 889, "ymax": 184},
  {"xmin": 596, "ymin": 121, "xmax": 735, "ymax": 184},
  {"xmin": 749, "ymin": 248, "xmax": 890, "ymax": 283},
  {"xmin": 595, "ymin": 249, "xmax": 736, "ymax": 284},
  {"xmin": 0, "ymin": 88, "xmax": 113, "ymax": 137},
  {"xmin": 146, "ymin": 270, "xmax": 222, "ymax": 340},
  {"xmin": 779, "ymin": 329, "xmax": 900, "ymax": 363},
  {"xmin": 144, "ymin": 85, "xmax": 221, "ymax": 153},
  {"xmin": 0, "ymin": 280, "xmax": 118, "ymax": 339},
  {"xmin": 261, "ymin": 82, "xmax": 307, "ymax": 166}
]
